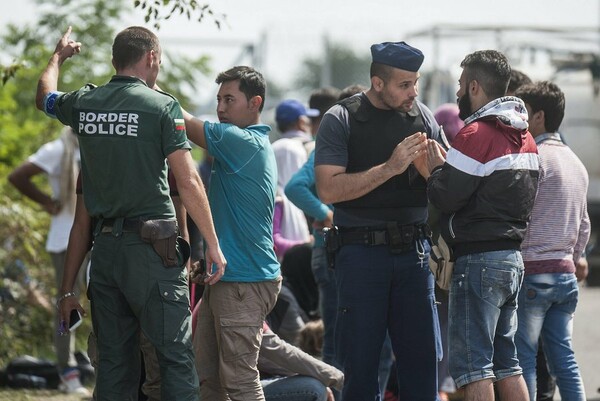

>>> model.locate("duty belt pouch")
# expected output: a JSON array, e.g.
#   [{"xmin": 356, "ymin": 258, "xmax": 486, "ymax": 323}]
[
  {"xmin": 323, "ymin": 226, "xmax": 340, "ymax": 269},
  {"xmin": 140, "ymin": 219, "xmax": 179, "ymax": 267},
  {"xmin": 387, "ymin": 223, "xmax": 415, "ymax": 254}
]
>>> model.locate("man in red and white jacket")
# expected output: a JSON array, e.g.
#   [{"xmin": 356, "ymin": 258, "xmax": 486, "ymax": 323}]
[{"xmin": 421, "ymin": 50, "xmax": 539, "ymax": 401}]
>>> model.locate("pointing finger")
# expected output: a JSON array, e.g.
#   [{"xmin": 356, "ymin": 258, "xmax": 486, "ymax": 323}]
[{"xmin": 63, "ymin": 26, "xmax": 72, "ymax": 40}]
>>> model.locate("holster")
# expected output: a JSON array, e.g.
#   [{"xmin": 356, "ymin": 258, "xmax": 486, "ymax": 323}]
[
  {"xmin": 323, "ymin": 226, "xmax": 341, "ymax": 269},
  {"xmin": 140, "ymin": 219, "xmax": 179, "ymax": 267}
]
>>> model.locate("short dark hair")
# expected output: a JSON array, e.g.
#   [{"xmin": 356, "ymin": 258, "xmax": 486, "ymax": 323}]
[
  {"xmin": 309, "ymin": 87, "xmax": 341, "ymax": 116},
  {"xmin": 370, "ymin": 62, "xmax": 394, "ymax": 82},
  {"xmin": 515, "ymin": 81, "xmax": 565, "ymax": 132},
  {"xmin": 507, "ymin": 69, "xmax": 532, "ymax": 94},
  {"xmin": 112, "ymin": 26, "xmax": 160, "ymax": 70},
  {"xmin": 276, "ymin": 120, "xmax": 297, "ymax": 133},
  {"xmin": 216, "ymin": 66, "xmax": 266, "ymax": 112},
  {"xmin": 460, "ymin": 50, "xmax": 511, "ymax": 99},
  {"xmin": 339, "ymin": 84, "xmax": 367, "ymax": 100}
]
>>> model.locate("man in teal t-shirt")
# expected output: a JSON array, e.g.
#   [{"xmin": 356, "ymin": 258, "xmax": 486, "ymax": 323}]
[
  {"xmin": 36, "ymin": 26, "xmax": 226, "ymax": 401},
  {"xmin": 184, "ymin": 66, "xmax": 282, "ymax": 401}
]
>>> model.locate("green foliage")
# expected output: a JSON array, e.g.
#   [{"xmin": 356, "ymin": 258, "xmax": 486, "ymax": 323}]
[
  {"xmin": 0, "ymin": 197, "xmax": 55, "ymax": 363},
  {"xmin": 160, "ymin": 51, "xmax": 212, "ymax": 110},
  {"xmin": 0, "ymin": 0, "xmax": 212, "ymax": 366}
]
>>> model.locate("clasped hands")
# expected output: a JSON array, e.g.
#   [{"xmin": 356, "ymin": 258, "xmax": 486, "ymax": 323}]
[{"xmin": 389, "ymin": 132, "xmax": 446, "ymax": 180}]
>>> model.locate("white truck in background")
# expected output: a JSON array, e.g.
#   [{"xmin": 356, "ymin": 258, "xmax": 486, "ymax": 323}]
[{"xmin": 555, "ymin": 69, "xmax": 600, "ymax": 281}]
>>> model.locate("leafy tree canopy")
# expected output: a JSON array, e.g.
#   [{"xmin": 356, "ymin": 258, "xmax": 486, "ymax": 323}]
[{"xmin": 0, "ymin": 0, "xmax": 212, "ymax": 363}]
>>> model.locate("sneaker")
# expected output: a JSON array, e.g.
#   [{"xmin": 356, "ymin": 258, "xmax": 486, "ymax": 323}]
[
  {"xmin": 75, "ymin": 351, "xmax": 95, "ymax": 385},
  {"xmin": 59, "ymin": 367, "xmax": 91, "ymax": 396}
]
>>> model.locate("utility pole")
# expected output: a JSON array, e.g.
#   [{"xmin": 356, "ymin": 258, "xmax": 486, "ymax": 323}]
[{"xmin": 320, "ymin": 33, "xmax": 332, "ymax": 87}]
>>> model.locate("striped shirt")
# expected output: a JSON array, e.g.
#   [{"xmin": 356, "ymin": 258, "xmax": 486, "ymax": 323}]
[{"xmin": 521, "ymin": 133, "xmax": 591, "ymax": 275}]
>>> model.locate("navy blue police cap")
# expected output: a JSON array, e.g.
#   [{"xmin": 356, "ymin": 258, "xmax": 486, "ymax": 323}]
[{"xmin": 370, "ymin": 41, "xmax": 424, "ymax": 72}]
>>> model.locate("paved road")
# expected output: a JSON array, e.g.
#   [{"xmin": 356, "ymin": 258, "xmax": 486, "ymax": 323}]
[
  {"xmin": 569, "ymin": 285, "xmax": 600, "ymax": 401},
  {"xmin": 450, "ymin": 285, "xmax": 600, "ymax": 401}
]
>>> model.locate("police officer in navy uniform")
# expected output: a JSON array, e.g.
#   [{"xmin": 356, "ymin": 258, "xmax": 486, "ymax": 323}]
[{"xmin": 314, "ymin": 42, "xmax": 443, "ymax": 401}]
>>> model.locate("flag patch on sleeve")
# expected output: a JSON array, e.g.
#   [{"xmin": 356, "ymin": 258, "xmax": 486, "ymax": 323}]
[{"xmin": 174, "ymin": 118, "xmax": 185, "ymax": 131}]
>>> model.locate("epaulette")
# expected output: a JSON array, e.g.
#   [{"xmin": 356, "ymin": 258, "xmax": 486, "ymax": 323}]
[
  {"xmin": 84, "ymin": 83, "xmax": 98, "ymax": 90},
  {"xmin": 155, "ymin": 89, "xmax": 178, "ymax": 101}
]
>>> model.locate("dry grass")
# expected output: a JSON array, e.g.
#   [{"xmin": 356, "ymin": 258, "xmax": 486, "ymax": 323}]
[{"xmin": 0, "ymin": 389, "xmax": 92, "ymax": 401}]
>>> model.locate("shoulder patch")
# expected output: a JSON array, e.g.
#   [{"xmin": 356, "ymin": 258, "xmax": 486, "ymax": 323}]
[{"xmin": 174, "ymin": 118, "xmax": 185, "ymax": 131}]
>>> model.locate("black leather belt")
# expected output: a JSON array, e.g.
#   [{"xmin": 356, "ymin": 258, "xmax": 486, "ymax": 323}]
[
  {"xmin": 338, "ymin": 229, "xmax": 389, "ymax": 246},
  {"xmin": 338, "ymin": 224, "xmax": 430, "ymax": 247},
  {"xmin": 100, "ymin": 218, "xmax": 143, "ymax": 233}
]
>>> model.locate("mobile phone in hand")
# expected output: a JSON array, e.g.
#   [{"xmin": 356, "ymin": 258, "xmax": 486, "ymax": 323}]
[{"xmin": 69, "ymin": 309, "xmax": 83, "ymax": 331}]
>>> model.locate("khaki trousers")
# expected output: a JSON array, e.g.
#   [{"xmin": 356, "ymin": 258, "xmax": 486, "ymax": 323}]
[{"xmin": 194, "ymin": 277, "xmax": 281, "ymax": 401}]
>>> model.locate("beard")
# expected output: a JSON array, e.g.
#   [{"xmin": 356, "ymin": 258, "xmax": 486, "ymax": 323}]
[
  {"xmin": 378, "ymin": 90, "xmax": 414, "ymax": 113},
  {"xmin": 458, "ymin": 91, "xmax": 472, "ymax": 121}
]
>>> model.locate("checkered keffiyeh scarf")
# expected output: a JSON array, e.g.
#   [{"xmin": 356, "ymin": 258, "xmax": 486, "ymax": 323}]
[{"xmin": 464, "ymin": 96, "xmax": 529, "ymax": 131}]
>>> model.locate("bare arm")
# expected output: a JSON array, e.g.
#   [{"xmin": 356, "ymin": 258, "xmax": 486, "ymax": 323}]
[
  {"xmin": 181, "ymin": 108, "xmax": 208, "ymax": 149},
  {"xmin": 58, "ymin": 194, "xmax": 91, "ymax": 329},
  {"xmin": 8, "ymin": 162, "xmax": 61, "ymax": 214},
  {"xmin": 36, "ymin": 27, "xmax": 81, "ymax": 110},
  {"xmin": 167, "ymin": 149, "xmax": 226, "ymax": 284},
  {"xmin": 315, "ymin": 132, "xmax": 427, "ymax": 204},
  {"xmin": 575, "ymin": 257, "xmax": 589, "ymax": 282}
]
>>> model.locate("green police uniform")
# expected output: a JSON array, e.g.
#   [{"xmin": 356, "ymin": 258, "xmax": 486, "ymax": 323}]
[{"xmin": 54, "ymin": 76, "xmax": 198, "ymax": 401}]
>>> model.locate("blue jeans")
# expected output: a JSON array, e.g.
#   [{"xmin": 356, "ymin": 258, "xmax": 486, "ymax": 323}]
[
  {"xmin": 515, "ymin": 273, "xmax": 585, "ymax": 401},
  {"xmin": 262, "ymin": 376, "xmax": 328, "ymax": 401},
  {"xmin": 334, "ymin": 240, "xmax": 441, "ymax": 401},
  {"xmin": 448, "ymin": 250, "xmax": 524, "ymax": 388},
  {"xmin": 311, "ymin": 247, "xmax": 339, "ymax": 369},
  {"xmin": 435, "ymin": 287, "xmax": 456, "ymax": 393}
]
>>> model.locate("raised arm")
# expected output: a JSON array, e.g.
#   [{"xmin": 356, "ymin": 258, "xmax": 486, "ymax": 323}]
[
  {"xmin": 181, "ymin": 108, "xmax": 208, "ymax": 149},
  {"xmin": 36, "ymin": 26, "xmax": 81, "ymax": 111}
]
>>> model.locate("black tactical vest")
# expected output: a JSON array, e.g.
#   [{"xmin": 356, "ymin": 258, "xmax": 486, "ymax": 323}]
[{"xmin": 333, "ymin": 94, "xmax": 428, "ymax": 221}]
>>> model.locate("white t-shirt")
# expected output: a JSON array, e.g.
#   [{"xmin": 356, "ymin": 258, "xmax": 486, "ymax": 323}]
[
  {"xmin": 272, "ymin": 132, "xmax": 311, "ymax": 243},
  {"xmin": 28, "ymin": 138, "xmax": 80, "ymax": 253}
]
